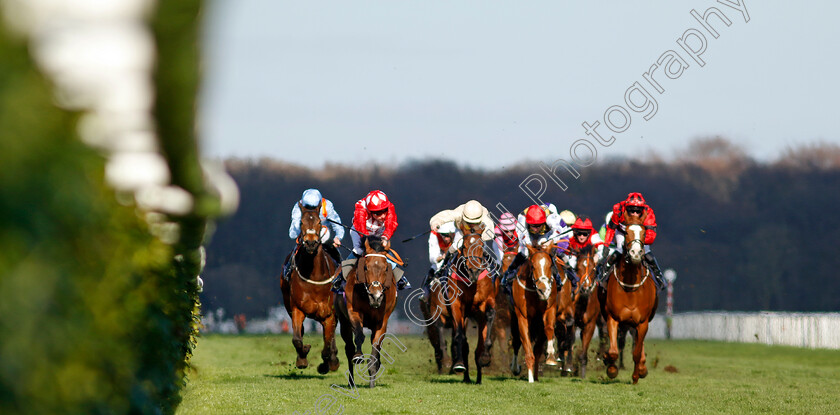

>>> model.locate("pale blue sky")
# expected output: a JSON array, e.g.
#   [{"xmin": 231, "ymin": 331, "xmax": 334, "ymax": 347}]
[{"xmin": 200, "ymin": 1, "xmax": 840, "ymax": 169}]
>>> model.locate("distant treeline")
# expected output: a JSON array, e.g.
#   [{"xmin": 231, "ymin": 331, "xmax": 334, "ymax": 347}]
[{"xmin": 202, "ymin": 139, "xmax": 840, "ymax": 318}]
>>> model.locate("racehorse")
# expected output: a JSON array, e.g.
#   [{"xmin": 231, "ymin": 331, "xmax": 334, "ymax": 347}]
[
  {"xmin": 419, "ymin": 267, "xmax": 454, "ymax": 374},
  {"xmin": 509, "ymin": 244, "xmax": 559, "ymax": 383},
  {"xmin": 279, "ymin": 204, "xmax": 340, "ymax": 374},
  {"xmin": 490, "ymin": 250, "xmax": 517, "ymax": 369},
  {"xmin": 597, "ymin": 213, "xmax": 658, "ymax": 383},
  {"xmin": 334, "ymin": 236, "xmax": 398, "ymax": 388},
  {"xmin": 447, "ymin": 224, "xmax": 497, "ymax": 384},
  {"xmin": 553, "ymin": 251, "xmax": 576, "ymax": 376},
  {"xmin": 570, "ymin": 245, "xmax": 607, "ymax": 378}
]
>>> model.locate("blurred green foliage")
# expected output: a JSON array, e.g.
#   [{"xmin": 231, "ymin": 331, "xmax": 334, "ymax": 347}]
[{"xmin": 0, "ymin": 2, "xmax": 205, "ymax": 413}]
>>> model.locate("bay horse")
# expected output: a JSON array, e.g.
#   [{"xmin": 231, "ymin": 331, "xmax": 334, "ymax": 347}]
[
  {"xmin": 334, "ymin": 236, "xmax": 398, "ymax": 388},
  {"xmin": 279, "ymin": 204, "xmax": 340, "ymax": 374},
  {"xmin": 597, "ymin": 214, "xmax": 658, "ymax": 383},
  {"xmin": 490, "ymin": 250, "xmax": 517, "ymax": 370},
  {"xmin": 447, "ymin": 224, "xmax": 497, "ymax": 384},
  {"xmin": 419, "ymin": 268, "xmax": 454, "ymax": 375},
  {"xmin": 509, "ymin": 244, "xmax": 559, "ymax": 383},
  {"xmin": 553, "ymin": 250, "xmax": 576, "ymax": 376},
  {"xmin": 570, "ymin": 245, "xmax": 607, "ymax": 378}
]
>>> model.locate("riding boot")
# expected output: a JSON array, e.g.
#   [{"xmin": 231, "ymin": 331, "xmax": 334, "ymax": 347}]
[
  {"xmin": 565, "ymin": 266, "xmax": 578, "ymax": 291},
  {"xmin": 644, "ymin": 252, "xmax": 665, "ymax": 290},
  {"xmin": 597, "ymin": 251, "xmax": 620, "ymax": 286},
  {"xmin": 502, "ymin": 252, "xmax": 526, "ymax": 294},
  {"xmin": 394, "ymin": 266, "xmax": 412, "ymax": 290},
  {"xmin": 281, "ymin": 252, "xmax": 293, "ymax": 281},
  {"xmin": 333, "ymin": 257, "xmax": 357, "ymax": 293}
]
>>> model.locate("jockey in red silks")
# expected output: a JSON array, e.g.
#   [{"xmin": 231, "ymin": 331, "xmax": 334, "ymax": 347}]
[
  {"xmin": 565, "ymin": 217, "xmax": 605, "ymax": 270},
  {"xmin": 598, "ymin": 192, "xmax": 665, "ymax": 289},
  {"xmin": 501, "ymin": 205, "xmax": 576, "ymax": 293},
  {"xmin": 333, "ymin": 190, "xmax": 411, "ymax": 291}
]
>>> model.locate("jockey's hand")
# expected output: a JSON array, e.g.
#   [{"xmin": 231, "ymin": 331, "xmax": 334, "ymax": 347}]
[
  {"xmin": 436, "ymin": 254, "xmax": 446, "ymax": 262},
  {"xmin": 382, "ymin": 237, "xmax": 390, "ymax": 250},
  {"xmin": 333, "ymin": 237, "xmax": 341, "ymax": 247}
]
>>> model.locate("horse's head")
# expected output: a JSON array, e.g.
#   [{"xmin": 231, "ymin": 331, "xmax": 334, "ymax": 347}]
[
  {"xmin": 457, "ymin": 230, "xmax": 487, "ymax": 282},
  {"xmin": 526, "ymin": 244, "xmax": 556, "ymax": 301},
  {"xmin": 360, "ymin": 236, "xmax": 392, "ymax": 308},
  {"xmin": 299, "ymin": 202, "xmax": 322, "ymax": 254},
  {"xmin": 576, "ymin": 246, "xmax": 598, "ymax": 295},
  {"xmin": 623, "ymin": 214, "xmax": 645, "ymax": 265}
]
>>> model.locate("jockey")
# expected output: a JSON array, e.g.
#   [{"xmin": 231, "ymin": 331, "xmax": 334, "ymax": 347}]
[
  {"xmin": 334, "ymin": 190, "xmax": 411, "ymax": 291},
  {"xmin": 598, "ymin": 192, "xmax": 665, "ymax": 289},
  {"xmin": 282, "ymin": 189, "xmax": 344, "ymax": 281},
  {"xmin": 502, "ymin": 205, "xmax": 576, "ymax": 293},
  {"xmin": 428, "ymin": 200, "xmax": 499, "ymax": 278},
  {"xmin": 565, "ymin": 217, "xmax": 605, "ymax": 270},
  {"xmin": 492, "ymin": 212, "xmax": 520, "ymax": 263},
  {"xmin": 425, "ymin": 221, "xmax": 456, "ymax": 290}
]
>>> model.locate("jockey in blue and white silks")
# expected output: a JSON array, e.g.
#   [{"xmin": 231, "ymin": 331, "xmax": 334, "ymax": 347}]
[
  {"xmin": 289, "ymin": 189, "xmax": 345, "ymax": 244},
  {"xmin": 283, "ymin": 189, "xmax": 344, "ymax": 280}
]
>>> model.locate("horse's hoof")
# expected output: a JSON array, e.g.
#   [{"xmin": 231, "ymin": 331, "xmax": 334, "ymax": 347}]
[
  {"xmin": 606, "ymin": 365, "xmax": 619, "ymax": 379},
  {"xmin": 639, "ymin": 367, "xmax": 648, "ymax": 378},
  {"xmin": 329, "ymin": 358, "xmax": 340, "ymax": 372},
  {"xmin": 545, "ymin": 357, "xmax": 559, "ymax": 367},
  {"xmin": 478, "ymin": 353, "xmax": 491, "ymax": 367},
  {"xmin": 296, "ymin": 357, "xmax": 308, "ymax": 369},
  {"xmin": 317, "ymin": 363, "xmax": 329, "ymax": 375},
  {"xmin": 453, "ymin": 362, "xmax": 466, "ymax": 373},
  {"xmin": 632, "ymin": 374, "xmax": 639, "ymax": 384}
]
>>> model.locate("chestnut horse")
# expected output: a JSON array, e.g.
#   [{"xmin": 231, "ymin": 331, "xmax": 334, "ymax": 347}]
[
  {"xmin": 447, "ymin": 225, "xmax": 497, "ymax": 384},
  {"xmin": 279, "ymin": 204, "xmax": 340, "ymax": 374},
  {"xmin": 598, "ymin": 214, "xmax": 658, "ymax": 383},
  {"xmin": 334, "ymin": 236, "xmax": 398, "ymax": 388},
  {"xmin": 571, "ymin": 245, "xmax": 607, "ymax": 378},
  {"xmin": 510, "ymin": 244, "xmax": 559, "ymax": 383}
]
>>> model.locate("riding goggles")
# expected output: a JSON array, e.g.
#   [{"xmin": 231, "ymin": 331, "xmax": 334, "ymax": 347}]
[{"xmin": 626, "ymin": 206, "xmax": 644, "ymax": 215}]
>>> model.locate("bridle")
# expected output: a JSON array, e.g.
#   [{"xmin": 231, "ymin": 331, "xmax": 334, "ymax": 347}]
[{"xmin": 362, "ymin": 253, "xmax": 391, "ymax": 295}]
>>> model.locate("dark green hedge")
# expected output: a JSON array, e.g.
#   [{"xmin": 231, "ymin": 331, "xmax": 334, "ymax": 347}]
[{"xmin": 0, "ymin": 3, "xmax": 205, "ymax": 414}]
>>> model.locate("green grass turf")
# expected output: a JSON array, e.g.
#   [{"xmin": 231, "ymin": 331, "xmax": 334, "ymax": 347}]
[{"xmin": 177, "ymin": 333, "xmax": 840, "ymax": 415}]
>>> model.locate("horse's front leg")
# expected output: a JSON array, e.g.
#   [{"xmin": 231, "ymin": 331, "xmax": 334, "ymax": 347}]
[
  {"xmin": 543, "ymin": 309, "xmax": 558, "ymax": 367},
  {"xmin": 604, "ymin": 314, "xmax": 620, "ymax": 379},
  {"xmin": 578, "ymin": 314, "xmax": 597, "ymax": 379},
  {"xmin": 449, "ymin": 303, "xmax": 468, "ymax": 376},
  {"xmin": 516, "ymin": 313, "xmax": 536, "ymax": 383},
  {"xmin": 318, "ymin": 313, "xmax": 338, "ymax": 374},
  {"xmin": 291, "ymin": 307, "xmax": 311, "ymax": 369},
  {"xmin": 632, "ymin": 321, "xmax": 650, "ymax": 384},
  {"xmin": 480, "ymin": 306, "xmax": 496, "ymax": 367},
  {"xmin": 348, "ymin": 311, "xmax": 365, "ymax": 361},
  {"xmin": 509, "ymin": 309, "xmax": 522, "ymax": 376},
  {"xmin": 368, "ymin": 327, "xmax": 389, "ymax": 388}
]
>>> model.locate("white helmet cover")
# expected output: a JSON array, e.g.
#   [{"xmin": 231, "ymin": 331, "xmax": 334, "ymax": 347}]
[{"xmin": 462, "ymin": 200, "xmax": 484, "ymax": 224}]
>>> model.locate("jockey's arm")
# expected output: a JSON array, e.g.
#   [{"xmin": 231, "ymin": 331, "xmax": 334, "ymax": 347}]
[
  {"xmin": 288, "ymin": 203, "xmax": 302, "ymax": 239},
  {"xmin": 324, "ymin": 199, "xmax": 345, "ymax": 241},
  {"xmin": 429, "ymin": 206, "xmax": 462, "ymax": 231}
]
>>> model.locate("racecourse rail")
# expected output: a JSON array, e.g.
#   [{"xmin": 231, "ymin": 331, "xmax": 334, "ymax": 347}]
[
  {"xmin": 204, "ymin": 311, "xmax": 840, "ymax": 350},
  {"xmin": 647, "ymin": 311, "xmax": 840, "ymax": 349}
]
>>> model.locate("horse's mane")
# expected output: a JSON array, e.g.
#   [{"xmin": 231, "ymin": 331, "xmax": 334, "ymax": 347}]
[{"xmin": 365, "ymin": 235, "xmax": 387, "ymax": 253}]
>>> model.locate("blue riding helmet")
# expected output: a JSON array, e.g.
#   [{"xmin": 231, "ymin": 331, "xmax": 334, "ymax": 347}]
[{"xmin": 301, "ymin": 189, "xmax": 322, "ymax": 208}]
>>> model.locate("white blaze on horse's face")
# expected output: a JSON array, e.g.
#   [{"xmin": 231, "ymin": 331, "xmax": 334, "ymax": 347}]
[
  {"xmin": 626, "ymin": 224, "xmax": 644, "ymax": 264},
  {"xmin": 534, "ymin": 255, "xmax": 553, "ymax": 301},
  {"xmin": 368, "ymin": 280, "xmax": 384, "ymax": 308}
]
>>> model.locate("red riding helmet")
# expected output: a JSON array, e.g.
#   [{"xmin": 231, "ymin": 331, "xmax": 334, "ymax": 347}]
[
  {"xmin": 625, "ymin": 192, "xmax": 646, "ymax": 207},
  {"xmin": 365, "ymin": 190, "xmax": 391, "ymax": 211},
  {"xmin": 525, "ymin": 205, "xmax": 547, "ymax": 225},
  {"xmin": 571, "ymin": 217, "xmax": 594, "ymax": 231}
]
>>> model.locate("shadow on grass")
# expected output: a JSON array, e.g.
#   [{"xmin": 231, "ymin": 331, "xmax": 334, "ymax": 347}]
[{"xmin": 264, "ymin": 373, "xmax": 324, "ymax": 380}]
